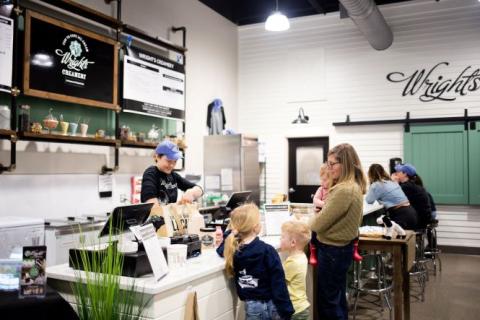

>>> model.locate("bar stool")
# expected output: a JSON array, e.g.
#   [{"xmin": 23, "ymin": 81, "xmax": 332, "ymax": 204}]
[
  {"xmin": 424, "ymin": 221, "xmax": 442, "ymax": 275},
  {"xmin": 409, "ymin": 231, "xmax": 428, "ymax": 302},
  {"xmin": 352, "ymin": 252, "xmax": 393, "ymax": 320}
]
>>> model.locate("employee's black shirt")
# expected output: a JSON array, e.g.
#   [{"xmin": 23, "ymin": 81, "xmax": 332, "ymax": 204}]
[{"xmin": 141, "ymin": 166, "xmax": 196, "ymax": 204}]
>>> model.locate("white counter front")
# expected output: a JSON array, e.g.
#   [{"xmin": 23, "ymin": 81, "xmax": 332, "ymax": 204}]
[{"xmin": 47, "ymin": 236, "xmax": 281, "ymax": 320}]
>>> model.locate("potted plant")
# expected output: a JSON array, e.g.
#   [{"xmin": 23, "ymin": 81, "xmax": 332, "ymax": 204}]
[{"xmin": 70, "ymin": 220, "xmax": 148, "ymax": 320}]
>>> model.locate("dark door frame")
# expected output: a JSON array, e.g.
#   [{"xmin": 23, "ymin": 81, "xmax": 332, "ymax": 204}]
[{"xmin": 288, "ymin": 137, "xmax": 329, "ymax": 203}]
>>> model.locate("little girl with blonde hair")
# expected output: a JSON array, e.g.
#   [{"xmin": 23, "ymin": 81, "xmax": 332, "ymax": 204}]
[{"xmin": 217, "ymin": 203, "xmax": 294, "ymax": 320}]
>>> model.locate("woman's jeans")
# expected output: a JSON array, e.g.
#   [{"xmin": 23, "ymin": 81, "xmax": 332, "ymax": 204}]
[
  {"xmin": 316, "ymin": 241, "xmax": 354, "ymax": 320},
  {"xmin": 245, "ymin": 300, "xmax": 282, "ymax": 320}
]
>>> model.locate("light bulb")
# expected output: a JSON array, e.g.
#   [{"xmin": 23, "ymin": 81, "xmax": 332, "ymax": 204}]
[{"xmin": 265, "ymin": 12, "xmax": 290, "ymax": 31}]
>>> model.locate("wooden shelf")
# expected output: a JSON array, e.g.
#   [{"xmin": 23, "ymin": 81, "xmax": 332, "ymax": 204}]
[
  {"xmin": 0, "ymin": 129, "xmax": 16, "ymax": 140},
  {"xmin": 120, "ymin": 140, "xmax": 157, "ymax": 149},
  {"xmin": 18, "ymin": 131, "xmax": 118, "ymax": 146}
]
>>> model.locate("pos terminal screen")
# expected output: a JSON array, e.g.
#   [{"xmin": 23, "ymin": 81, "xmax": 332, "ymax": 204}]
[{"xmin": 99, "ymin": 203, "xmax": 154, "ymax": 238}]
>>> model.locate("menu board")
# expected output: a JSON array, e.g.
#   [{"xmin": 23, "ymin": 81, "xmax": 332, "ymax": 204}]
[
  {"xmin": 0, "ymin": 16, "xmax": 13, "ymax": 93},
  {"xmin": 23, "ymin": 11, "xmax": 118, "ymax": 110},
  {"xmin": 123, "ymin": 46, "xmax": 185, "ymax": 120}
]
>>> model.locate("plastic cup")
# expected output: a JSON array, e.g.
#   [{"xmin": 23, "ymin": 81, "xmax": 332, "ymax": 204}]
[
  {"xmin": 79, "ymin": 123, "xmax": 88, "ymax": 137},
  {"xmin": 69, "ymin": 122, "xmax": 78, "ymax": 136}
]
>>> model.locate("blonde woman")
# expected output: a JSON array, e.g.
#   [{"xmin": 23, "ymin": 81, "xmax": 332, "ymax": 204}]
[
  {"xmin": 309, "ymin": 143, "xmax": 367, "ymax": 320},
  {"xmin": 216, "ymin": 204, "xmax": 294, "ymax": 320}
]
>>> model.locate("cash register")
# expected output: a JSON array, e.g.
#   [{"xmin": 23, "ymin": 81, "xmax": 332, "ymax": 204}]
[
  {"xmin": 69, "ymin": 203, "xmax": 201, "ymax": 278},
  {"xmin": 200, "ymin": 191, "xmax": 252, "ymax": 230}
]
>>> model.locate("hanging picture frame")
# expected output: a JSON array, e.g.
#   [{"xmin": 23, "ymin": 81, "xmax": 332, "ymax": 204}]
[{"xmin": 23, "ymin": 10, "xmax": 119, "ymax": 110}]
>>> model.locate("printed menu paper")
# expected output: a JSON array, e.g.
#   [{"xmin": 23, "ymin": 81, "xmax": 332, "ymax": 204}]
[
  {"xmin": 264, "ymin": 204, "xmax": 291, "ymax": 236},
  {"xmin": 0, "ymin": 16, "xmax": 13, "ymax": 93},
  {"xmin": 130, "ymin": 224, "xmax": 168, "ymax": 282}
]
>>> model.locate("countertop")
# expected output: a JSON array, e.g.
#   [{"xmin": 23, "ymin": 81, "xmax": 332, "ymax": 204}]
[
  {"xmin": 46, "ymin": 235, "xmax": 281, "ymax": 296},
  {"xmin": 47, "ymin": 202, "xmax": 384, "ymax": 296}
]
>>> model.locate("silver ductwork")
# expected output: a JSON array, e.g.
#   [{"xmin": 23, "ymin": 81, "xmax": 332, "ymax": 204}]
[{"xmin": 339, "ymin": 0, "xmax": 393, "ymax": 50}]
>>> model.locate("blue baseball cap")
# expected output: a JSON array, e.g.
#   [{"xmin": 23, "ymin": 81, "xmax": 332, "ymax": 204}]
[
  {"xmin": 395, "ymin": 163, "xmax": 416, "ymax": 177},
  {"xmin": 213, "ymin": 98, "xmax": 223, "ymax": 108},
  {"xmin": 155, "ymin": 141, "xmax": 183, "ymax": 160}
]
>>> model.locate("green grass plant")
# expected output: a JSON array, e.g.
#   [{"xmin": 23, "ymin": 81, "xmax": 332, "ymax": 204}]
[{"xmin": 70, "ymin": 218, "xmax": 148, "ymax": 320}]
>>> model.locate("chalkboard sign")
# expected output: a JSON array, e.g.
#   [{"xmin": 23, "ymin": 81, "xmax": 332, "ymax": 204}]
[{"xmin": 23, "ymin": 11, "xmax": 118, "ymax": 110}]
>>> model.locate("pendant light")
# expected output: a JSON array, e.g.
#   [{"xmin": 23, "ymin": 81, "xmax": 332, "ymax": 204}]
[{"xmin": 265, "ymin": 0, "xmax": 290, "ymax": 32}]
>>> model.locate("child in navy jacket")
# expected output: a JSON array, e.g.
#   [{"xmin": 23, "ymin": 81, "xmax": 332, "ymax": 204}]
[{"xmin": 217, "ymin": 204, "xmax": 294, "ymax": 320}]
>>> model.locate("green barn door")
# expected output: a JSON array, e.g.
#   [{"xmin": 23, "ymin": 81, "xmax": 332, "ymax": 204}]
[
  {"xmin": 469, "ymin": 122, "xmax": 480, "ymax": 205},
  {"xmin": 404, "ymin": 124, "xmax": 468, "ymax": 204}
]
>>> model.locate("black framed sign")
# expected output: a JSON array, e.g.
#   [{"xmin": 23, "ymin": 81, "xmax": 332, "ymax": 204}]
[
  {"xmin": 23, "ymin": 10, "xmax": 119, "ymax": 110},
  {"xmin": 123, "ymin": 46, "xmax": 185, "ymax": 120}
]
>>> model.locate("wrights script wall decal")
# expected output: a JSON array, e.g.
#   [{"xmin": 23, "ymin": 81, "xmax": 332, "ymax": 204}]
[{"xmin": 386, "ymin": 62, "xmax": 480, "ymax": 102}]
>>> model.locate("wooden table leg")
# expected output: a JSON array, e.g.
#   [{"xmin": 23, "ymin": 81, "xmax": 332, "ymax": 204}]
[
  {"xmin": 402, "ymin": 244, "xmax": 410, "ymax": 320},
  {"xmin": 393, "ymin": 246, "xmax": 403, "ymax": 320}
]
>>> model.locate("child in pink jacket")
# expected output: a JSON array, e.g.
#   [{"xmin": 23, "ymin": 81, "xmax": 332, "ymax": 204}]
[{"xmin": 313, "ymin": 164, "xmax": 330, "ymax": 212}]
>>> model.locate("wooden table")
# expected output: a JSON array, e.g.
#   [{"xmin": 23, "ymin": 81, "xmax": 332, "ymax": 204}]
[{"xmin": 359, "ymin": 230, "xmax": 415, "ymax": 320}]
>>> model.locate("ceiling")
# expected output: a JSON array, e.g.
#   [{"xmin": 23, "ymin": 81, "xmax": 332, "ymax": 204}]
[{"xmin": 199, "ymin": 0, "xmax": 412, "ymax": 26}]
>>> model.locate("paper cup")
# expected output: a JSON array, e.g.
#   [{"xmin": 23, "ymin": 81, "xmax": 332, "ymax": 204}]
[{"xmin": 167, "ymin": 244, "xmax": 187, "ymax": 268}]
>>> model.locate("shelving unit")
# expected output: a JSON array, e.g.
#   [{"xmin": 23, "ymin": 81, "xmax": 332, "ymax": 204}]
[
  {"xmin": 0, "ymin": 129, "xmax": 15, "ymax": 139},
  {"xmin": 0, "ymin": 0, "xmax": 187, "ymax": 174},
  {"xmin": 120, "ymin": 140, "xmax": 157, "ymax": 149},
  {"xmin": 18, "ymin": 131, "xmax": 118, "ymax": 147}
]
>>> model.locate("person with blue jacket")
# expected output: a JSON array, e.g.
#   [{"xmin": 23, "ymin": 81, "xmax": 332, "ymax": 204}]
[
  {"xmin": 366, "ymin": 164, "xmax": 417, "ymax": 230},
  {"xmin": 217, "ymin": 203, "xmax": 294, "ymax": 320}
]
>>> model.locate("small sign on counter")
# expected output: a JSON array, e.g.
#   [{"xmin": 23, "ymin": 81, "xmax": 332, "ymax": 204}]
[
  {"xmin": 130, "ymin": 224, "xmax": 168, "ymax": 282},
  {"xmin": 19, "ymin": 246, "xmax": 47, "ymax": 298},
  {"xmin": 264, "ymin": 204, "xmax": 291, "ymax": 236}
]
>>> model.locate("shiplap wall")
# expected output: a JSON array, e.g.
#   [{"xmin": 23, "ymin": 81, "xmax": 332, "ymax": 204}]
[{"xmin": 238, "ymin": 0, "xmax": 480, "ymax": 247}]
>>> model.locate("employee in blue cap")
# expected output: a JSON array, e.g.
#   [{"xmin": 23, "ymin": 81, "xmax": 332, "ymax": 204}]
[{"xmin": 141, "ymin": 140, "xmax": 203, "ymax": 205}]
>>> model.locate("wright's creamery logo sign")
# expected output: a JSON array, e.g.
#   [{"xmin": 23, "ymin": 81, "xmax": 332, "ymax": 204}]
[
  {"xmin": 55, "ymin": 34, "xmax": 95, "ymax": 86},
  {"xmin": 386, "ymin": 62, "xmax": 480, "ymax": 102}
]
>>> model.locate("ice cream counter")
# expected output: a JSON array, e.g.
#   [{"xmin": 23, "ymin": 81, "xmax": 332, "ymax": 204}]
[{"xmin": 46, "ymin": 236, "xmax": 281, "ymax": 320}]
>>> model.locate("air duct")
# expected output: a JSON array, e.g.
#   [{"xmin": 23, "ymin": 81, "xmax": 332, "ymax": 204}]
[{"xmin": 339, "ymin": 0, "xmax": 393, "ymax": 50}]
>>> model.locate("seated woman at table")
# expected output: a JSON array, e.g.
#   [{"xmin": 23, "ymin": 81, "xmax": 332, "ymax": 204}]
[
  {"xmin": 392, "ymin": 163, "xmax": 432, "ymax": 230},
  {"xmin": 366, "ymin": 164, "xmax": 417, "ymax": 230}
]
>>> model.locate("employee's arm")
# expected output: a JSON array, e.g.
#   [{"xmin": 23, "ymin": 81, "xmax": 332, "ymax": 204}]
[
  {"xmin": 175, "ymin": 172, "xmax": 203, "ymax": 203},
  {"xmin": 146, "ymin": 197, "xmax": 160, "ymax": 205},
  {"xmin": 181, "ymin": 186, "xmax": 203, "ymax": 203}
]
